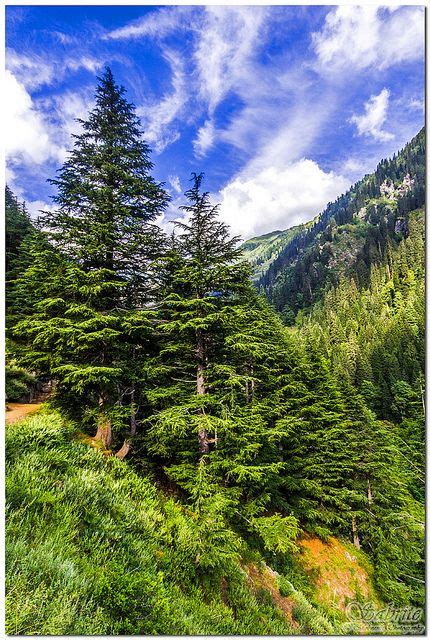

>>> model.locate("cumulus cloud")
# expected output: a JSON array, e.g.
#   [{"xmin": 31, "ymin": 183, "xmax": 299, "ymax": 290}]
[
  {"xmin": 217, "ymin": 158, "xmax": 350, "ymax": 239},
  {"xmin": 350, "ymin": 88, "xmax": 394, "ymax": 142},
  {"xmin": 25, "ymin": 199, "xmax": 57, "ymax": 221},
  {"xmin": 313, "ymin": 6, "xmax": 424, "ymax": 73},
  {"xmin": 5, "ymin": 70, "xmax": 65, "ymax": 166}
]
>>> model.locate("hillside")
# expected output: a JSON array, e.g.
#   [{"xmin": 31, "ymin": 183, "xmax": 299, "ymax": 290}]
[
  {"xmin": 243, "ymin": 128, "xmax": 425, "ymax": 323},
  {"xmin": 241, "ymin": 221, "xmax": 312, "ymax": 283},
  {"xmin": 6, "ymin": 409, "xmax": 385, "ymax": 635}
]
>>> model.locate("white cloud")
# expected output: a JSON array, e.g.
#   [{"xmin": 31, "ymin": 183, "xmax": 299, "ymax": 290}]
[
  {"xmin": 51, "ymin": 90, "xmax": 94, "ymax": 142},
  {"xmin": 168, "ymin": 175, "xmax": 182, "ymax": 194},
  {"xmin": 350, "ymin": 88, "xmax": 394, "ymax": 142},
  {"xmin": 25, "ymin": 199, "xmax": 56, "ymax": 221},
  {"xmin": 5, "ymin": 70, "xmax": 65, "ymax": 166},
  {"xmin": 51, "ymin": 31, "xmax": 76, "ymax": 45},
  {"xmin": 313, "ymin": 6, "xmax": 424, "ymax": 74},
  {"xmin": 104, "ymin": 6, "xmax": 189, "ymax": 41},
  {"xmin": 6, "ymin": 48, "xmax": 102, "ymax": 91},
  {"xmin": 6, "ymin": 49, "xmax": 55, "ymax": 90},
  {"xmin": 65, "ymin": 56, "xmax": 102, "ymax": 74},
  {"xmin": 193, "ymin": 119, "xmax": 216, "ymax": 157},
  {"xmin": 408, "ymin": 98, "xmax": 425, "ymax": 113},
  {"xmin": 137, "ymin": 49, "xmax": 187, "ymax": 153},
  {"xmin": 217, "ymin": 158, "xmax": 349, "ymax": 239},
  {"xmin": 194, "ymin": 6, "xmax": 267, "ymax": 115}
]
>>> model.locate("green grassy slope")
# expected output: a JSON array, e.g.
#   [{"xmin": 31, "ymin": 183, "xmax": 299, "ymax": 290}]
[
  {"xmin": 241, "ymin": 221, "xmax": 312, "ymax": 282},
  {"xmin": 6, "ymin": 409, "xmax": 382, "ymax": 635}
]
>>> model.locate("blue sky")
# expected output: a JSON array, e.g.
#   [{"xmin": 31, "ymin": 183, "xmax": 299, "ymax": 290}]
[{"xmin": 6, "ymin": 4, "xmax": 425, "ymax": 239}]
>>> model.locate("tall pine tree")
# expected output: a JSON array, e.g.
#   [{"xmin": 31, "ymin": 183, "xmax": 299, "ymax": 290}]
[{"xmin": 12, "ymin": 68, "xmax": 169, "ymax": 448}]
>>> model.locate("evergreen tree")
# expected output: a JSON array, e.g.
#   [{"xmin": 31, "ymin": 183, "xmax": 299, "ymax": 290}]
[
  {"xmin": 12, "ymin": 68, "xmax": 169, "ymax": 448},
  {"xmin": 5, "ymin": 186, "xmax": 33, "ymax": 277},
  {"xmin": 144, "ymin": 175, "xmax": 300, "ymax": 553}
]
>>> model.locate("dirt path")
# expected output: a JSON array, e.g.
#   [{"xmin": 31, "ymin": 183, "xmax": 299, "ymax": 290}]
[{"xmin": 5, "ymin": 403, "xmax": 43, "ymax": 425}]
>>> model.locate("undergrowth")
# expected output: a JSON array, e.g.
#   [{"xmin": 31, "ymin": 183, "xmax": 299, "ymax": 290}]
[{"xmin": 6, "ymin": 409, "xmax": 383, "ymax": 635}]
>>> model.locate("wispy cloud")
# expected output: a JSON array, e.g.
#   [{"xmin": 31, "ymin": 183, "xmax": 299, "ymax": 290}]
[
  {"xmin": 193, "ymin": 119, "xmax": 215, "ymax": 158},
  {"xmin": 6, "ymin": 47, "xmax": 103, "ymax": 91},
  {"xmin": 408, "ymin": 98, "xmax": 425, "ymax": 114},
  {"xmin": 103, "ymin": 6, "xmax": 190, "ymax": 41},
  {"xmin": 6, "ymin": 49, "xmax": 56, "ymax": 90},
  {"xmin": 136, "ymin": 48, "xmax": 187, "ymax": 153},
  {"xmin": 193, "ymin": 6, "xmax": 268, "ymax": 115},
  {"xmin": 168, "ymin": 175, "xmax": 182, "ymax": 195},
  {"xmin": 51, "ymin": 30, "xmax": 77, "ymax": 45},
  {"xmin": 350, "ymin": 88, "xmax": 394, "ymax": 142},
  {"xmin": 105, "ymin": 6, "xmax": 272, "ymax": 158}
]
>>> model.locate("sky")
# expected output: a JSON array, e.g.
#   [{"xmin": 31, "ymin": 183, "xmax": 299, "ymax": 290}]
[{"xmin": 6, "ymin": 4, "xmax": 425, "ymax": 240}]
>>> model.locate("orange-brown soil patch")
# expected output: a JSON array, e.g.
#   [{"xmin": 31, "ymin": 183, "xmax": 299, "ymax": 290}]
[
  {"xmin": 5, "ymin": 403, "xmax": 43, "ymax": 425},
  {"xmin": 298, "ymin": 535, "xmax": 371, "ymax": 611},
  {"xmin": 246, "ymin": 562, "xmax": 298, "ymax": 628}
]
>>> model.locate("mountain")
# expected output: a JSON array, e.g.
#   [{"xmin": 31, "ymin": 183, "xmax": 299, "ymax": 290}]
[
  {"xmin": 241, "ymin": 221, "xmax": 313, "ymax": 283},
  {"xmin": 242, "ymin": 128, "xmax": 425, "ymax": 323}
]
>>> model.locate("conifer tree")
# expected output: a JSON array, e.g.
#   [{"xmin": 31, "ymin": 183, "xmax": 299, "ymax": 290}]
[
  {"xmin": 144, "ymin": 175, "xmax": 301, "ymax": 553},
  {"xmin": 150, "ymin": 173, "xmax": 250, "ymax": 455},
  {"xmin": 12, "ymin": 68, "xmax": 169, "ymax": 447},
  {"xmin": 5, "ymin": 186, "xmax": 33, "ymax": 277}
]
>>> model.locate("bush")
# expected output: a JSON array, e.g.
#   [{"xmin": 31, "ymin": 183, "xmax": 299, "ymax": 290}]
[{"xmin": 6, "ymin": 364, "xmax": 36, "ymax": 401}]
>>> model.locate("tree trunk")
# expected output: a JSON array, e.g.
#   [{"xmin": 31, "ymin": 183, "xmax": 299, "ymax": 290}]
[
  {"xmin": 130, "ymin": 386, "xmax": 137, "ymax": 436},
  {"xmin": 367, "ymin": 478, "xmax": 373, "ymax": 505},
  {"xmin": 115, "ymin": 440, "xmax": 131, "ymax": 460},
  {"xmin": 94, "ymin": 394, "xmax": 112, "ymax": 448},
  {"xmin": 115, "ymin": 387, "xmax": 137, "ymax": 460},
  {"xmin": 196, "ymin": 329, "xmax": 209, "ymax": 454},
  {"xmin": 245, "ymin": 361, "xmax": 255, "ymax": 403},
  {"xmin": 352, "ymin": 516, "xmax": 361, "ymax": 549}
]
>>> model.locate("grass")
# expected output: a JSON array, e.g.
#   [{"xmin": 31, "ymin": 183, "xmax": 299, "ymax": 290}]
[
  {"xmin": 6, "ymin": 409, "xmax": 299, "ymax": 635},
  {"xmin": 6, "ymin": 408, "xmax": 388, "ymax": 635}
]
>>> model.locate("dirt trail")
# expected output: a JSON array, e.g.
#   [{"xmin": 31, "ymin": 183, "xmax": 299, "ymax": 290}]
[{"xmin": 5, "ymin": 403, "xmax": 43, "ymax": 425}]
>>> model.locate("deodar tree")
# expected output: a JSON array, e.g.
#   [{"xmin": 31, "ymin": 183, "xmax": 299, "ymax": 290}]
[{"xmin": 12, "ymin": 68, "xmax": 168, "ymax": 450}]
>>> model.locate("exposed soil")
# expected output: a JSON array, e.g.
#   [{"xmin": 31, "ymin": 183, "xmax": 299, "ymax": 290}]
[
  {"xmin": 246, "ymin": 562, "xmax": 298, "ymax": 628},
  {"xmin": 298, "ymin": 535, "xmax": 372, "ymax": 610},
  {"xmin": 5, "ymin": 403, "xmax": 43, "ymax": 425}
]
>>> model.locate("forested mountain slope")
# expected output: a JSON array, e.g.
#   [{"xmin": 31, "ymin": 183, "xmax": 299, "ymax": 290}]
[
  {"xmin": 241, "ymin": 220, "xmax": 313, "ymax": 283},
  {"xmin": 243, "ymin": 128, "xmax": 425, "ymax": 323}
]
